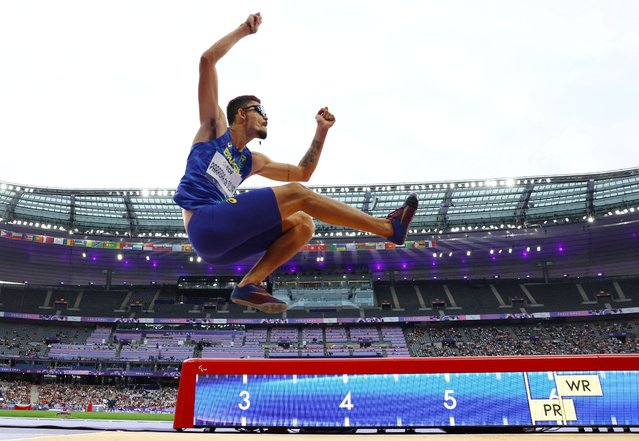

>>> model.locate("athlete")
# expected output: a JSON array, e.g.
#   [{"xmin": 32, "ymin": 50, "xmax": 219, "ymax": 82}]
[{"xmin": 174, "ymin": 12, "xmax": 418, "ymax": 314}]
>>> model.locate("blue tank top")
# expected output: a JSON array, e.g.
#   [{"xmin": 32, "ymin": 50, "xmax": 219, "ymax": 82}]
[{"xmin": 173, "ymin": 129, "xmax": 253, "ymax": 209}]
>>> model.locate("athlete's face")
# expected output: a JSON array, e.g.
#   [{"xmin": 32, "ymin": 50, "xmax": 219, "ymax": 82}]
[{"xmin": 242, "ymin": 103, "xmax": 268, "ymax": 140}]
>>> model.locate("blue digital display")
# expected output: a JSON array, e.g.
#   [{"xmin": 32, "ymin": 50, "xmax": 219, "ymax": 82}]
[{"xmin": 193, "ymin": 371, "xmax": 639, "ymax": 428}]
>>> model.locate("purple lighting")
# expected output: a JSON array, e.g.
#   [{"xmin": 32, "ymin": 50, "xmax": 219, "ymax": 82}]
[
  {"xmin": 375, "ymin": 263, "xmax": 382, "ymax": 270},
  {"xmin": 557, "ymin": 244, "xmax": 565, "ymax": 252},
  {"xmin": 152, "ymin": 261, "xmax": 158, "ymax": 268}
]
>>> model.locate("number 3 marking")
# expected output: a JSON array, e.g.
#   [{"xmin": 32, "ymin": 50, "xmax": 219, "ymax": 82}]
[
  {"xmin": 239, "ymin": 390, "xmax": 251, "ymax": 410},
  {"xmin": 444, "ymin": 389, "xmax": 457, "ymax": 410}
]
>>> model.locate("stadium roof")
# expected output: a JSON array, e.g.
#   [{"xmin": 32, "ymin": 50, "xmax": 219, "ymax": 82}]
[{"xmin": 2, "ymin": 167, "xmax": 639, "ymax": 239}]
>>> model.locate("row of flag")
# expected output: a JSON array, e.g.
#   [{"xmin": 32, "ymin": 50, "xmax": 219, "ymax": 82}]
[{"xmin": 1, "ymin": 229, "xmax": 435, "ymax": 253}]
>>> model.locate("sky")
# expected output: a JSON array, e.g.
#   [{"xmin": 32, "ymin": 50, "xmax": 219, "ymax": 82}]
[{"xmin": 0, "ymin": 0, "xmax": 638, "ymax": 190}]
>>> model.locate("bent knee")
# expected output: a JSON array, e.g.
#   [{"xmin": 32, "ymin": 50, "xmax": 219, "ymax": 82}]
[
  {"xmin": 283, "ymin": 182, "xmax": 310, "ymax": 196},
  {"xmin": 289, "ymin": 212, "xmax": 315, "ymax": 237}
]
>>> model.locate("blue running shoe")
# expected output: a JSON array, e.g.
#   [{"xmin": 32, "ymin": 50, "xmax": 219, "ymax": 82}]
[
  {"xmin": 230, "ymin": 284, "xmax": 288, "ymax": 314},
  {"xmin": 386, "ymin": 193, "xmax": 419, "ymax": 245}
]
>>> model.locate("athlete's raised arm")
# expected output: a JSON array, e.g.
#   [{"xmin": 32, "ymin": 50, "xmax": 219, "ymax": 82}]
[
  {"xmin": 251, "ymin": 107, "xmax": 336, "ymax": 182},
  {"xmin": 192, "ymin": 13, "xmax": 262, "ymax": 145}
]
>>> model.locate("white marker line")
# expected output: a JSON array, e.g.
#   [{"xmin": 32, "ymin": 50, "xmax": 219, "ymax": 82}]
[
  {"xmin": 397, "ymin": 417, "xmax": 402, "ymax": 427},
  {"xmin": 292, "ymin": 374, "xmax": 297, "ymax": 384},
  {"xmin": 394, "ymin": 373, "xmax": 399, "ymax": 382},
  {"xmin": 343, "ymin": 374, "xmax": 349, "ymax": 384},
  {"xmin": 242, "ymin": 374, "xmax": 248, "ymax": 384},
  {"xmin": 611, "ymin": 416, "xmax": 618, "ymax": 425},
  {"xmin": 344, "ymin": 417, "xmax": 350, "ymax": 427},
  {"xmin": 449, "ymin": 416, "xmax": 455, "ymax": 426},
  {"xmin": 241, "ymin": 416, "xmax": 247, "ymax": 427},
  {"xmin": 496, "ymin": 372, "xmax": 502, "ymax": 380},
  {"xmin": 444, "ymin": 373, "xmax": 451, "ymax": 382},
  {"xmin": 502, "ymin": 417, "xmax": 509, "ymax": 425}
]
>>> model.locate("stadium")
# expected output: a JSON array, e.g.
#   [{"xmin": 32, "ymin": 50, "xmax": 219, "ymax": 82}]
[{"xmin": 1, "ymin": 166, "xmax": 638, "ymax": 438}]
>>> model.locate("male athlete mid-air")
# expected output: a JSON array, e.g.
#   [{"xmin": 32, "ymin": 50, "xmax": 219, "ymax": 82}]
[{"xmin": 174, "ymin": 13, "xmax": 418, "ymax": 314}]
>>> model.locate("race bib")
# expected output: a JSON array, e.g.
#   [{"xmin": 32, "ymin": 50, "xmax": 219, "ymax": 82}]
[{"xmin": 205, "ymin": 151, "xmax": 242, "ymax": 198}]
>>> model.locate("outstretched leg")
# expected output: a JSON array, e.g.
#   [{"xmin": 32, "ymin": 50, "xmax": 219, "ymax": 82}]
[
  {"xmin": 273, "ymin": 183, "xmax": 394, "ymax": 236},
  {"xmin": 231, "ymin": 184, "xmax": 418, "ymax": 314}
]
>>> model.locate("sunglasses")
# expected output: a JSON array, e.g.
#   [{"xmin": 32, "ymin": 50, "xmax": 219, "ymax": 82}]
[{"xmin": 242, "ymin": 104, "xmax": 267, "ymax": 119}]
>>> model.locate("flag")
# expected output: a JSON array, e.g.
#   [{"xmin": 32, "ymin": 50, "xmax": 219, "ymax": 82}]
[
  {"xmin": 1, "ymin": 230, "xmax": 11, "ymax": 239},
  {"xmin": 104, "ymin": 242, "xmax": 121, "ymax": 250},
  {"xmin": 53, "ymin": 237, "xmax": 64, "ymax": 245}
]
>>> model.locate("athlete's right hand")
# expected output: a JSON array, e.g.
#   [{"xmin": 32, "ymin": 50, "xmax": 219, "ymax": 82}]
[{"xmin": 244, "ymin": 12, "xmax": 262, "ymax": 34}]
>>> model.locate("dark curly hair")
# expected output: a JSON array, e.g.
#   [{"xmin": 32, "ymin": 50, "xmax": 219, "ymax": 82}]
[{"xmin": 227, "ymin": 95, "xmax": 261, "ymax": 125}]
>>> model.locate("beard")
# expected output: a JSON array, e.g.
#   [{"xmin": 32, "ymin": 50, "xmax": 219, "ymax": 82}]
[{"xmin": 256, "ymin": 128, "xmax": 268, "ymax": 140}]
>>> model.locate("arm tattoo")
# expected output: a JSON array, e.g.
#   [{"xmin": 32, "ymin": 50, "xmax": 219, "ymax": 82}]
[{"xmin": 300, "ymin": 138, "xmax": 322, "ymax": 167}]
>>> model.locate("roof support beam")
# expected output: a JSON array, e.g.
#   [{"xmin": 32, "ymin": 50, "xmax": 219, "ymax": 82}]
[
  {"xmin": 515, "ymin": 183, "xmax": 534, "ymax": 226},
  {"xmin": 436, "ymin": 188, "xmax": 454, "ymax": 231},
  {"xmin": 586, "ymin": 179, "xmax": 595, "ymax": 217},
  {"xmin": 124, "ymin": 195, "xmax": 138, "ymax": 236},
  {"xmin": 2, "ymin": 190, "xmax": 22, "ymax": 223}
]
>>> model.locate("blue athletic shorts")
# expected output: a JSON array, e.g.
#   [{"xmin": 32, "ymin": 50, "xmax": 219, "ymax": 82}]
[{"xmin": 187, "ymin": 187, "xmax": 283, "ymax": 265}]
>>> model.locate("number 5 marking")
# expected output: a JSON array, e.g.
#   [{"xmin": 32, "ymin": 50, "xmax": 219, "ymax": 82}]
[
  {"xmin": 239, "ymin": 390, "xmax": 251, "ymax": 410},
  {"xmin": 444, "ymin": 389, "xmax": 457, "ymax": 410}
]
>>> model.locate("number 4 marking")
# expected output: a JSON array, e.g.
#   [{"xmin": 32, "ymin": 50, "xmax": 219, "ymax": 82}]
[{"xmin": 340, "ymin": 391, "xmax": 354, "ymax": 410}]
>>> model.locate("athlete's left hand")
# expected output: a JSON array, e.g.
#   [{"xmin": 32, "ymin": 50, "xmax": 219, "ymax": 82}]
[{"xmin": 316, "ymin": 107, "xmax": 336, "ymax": 130}]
